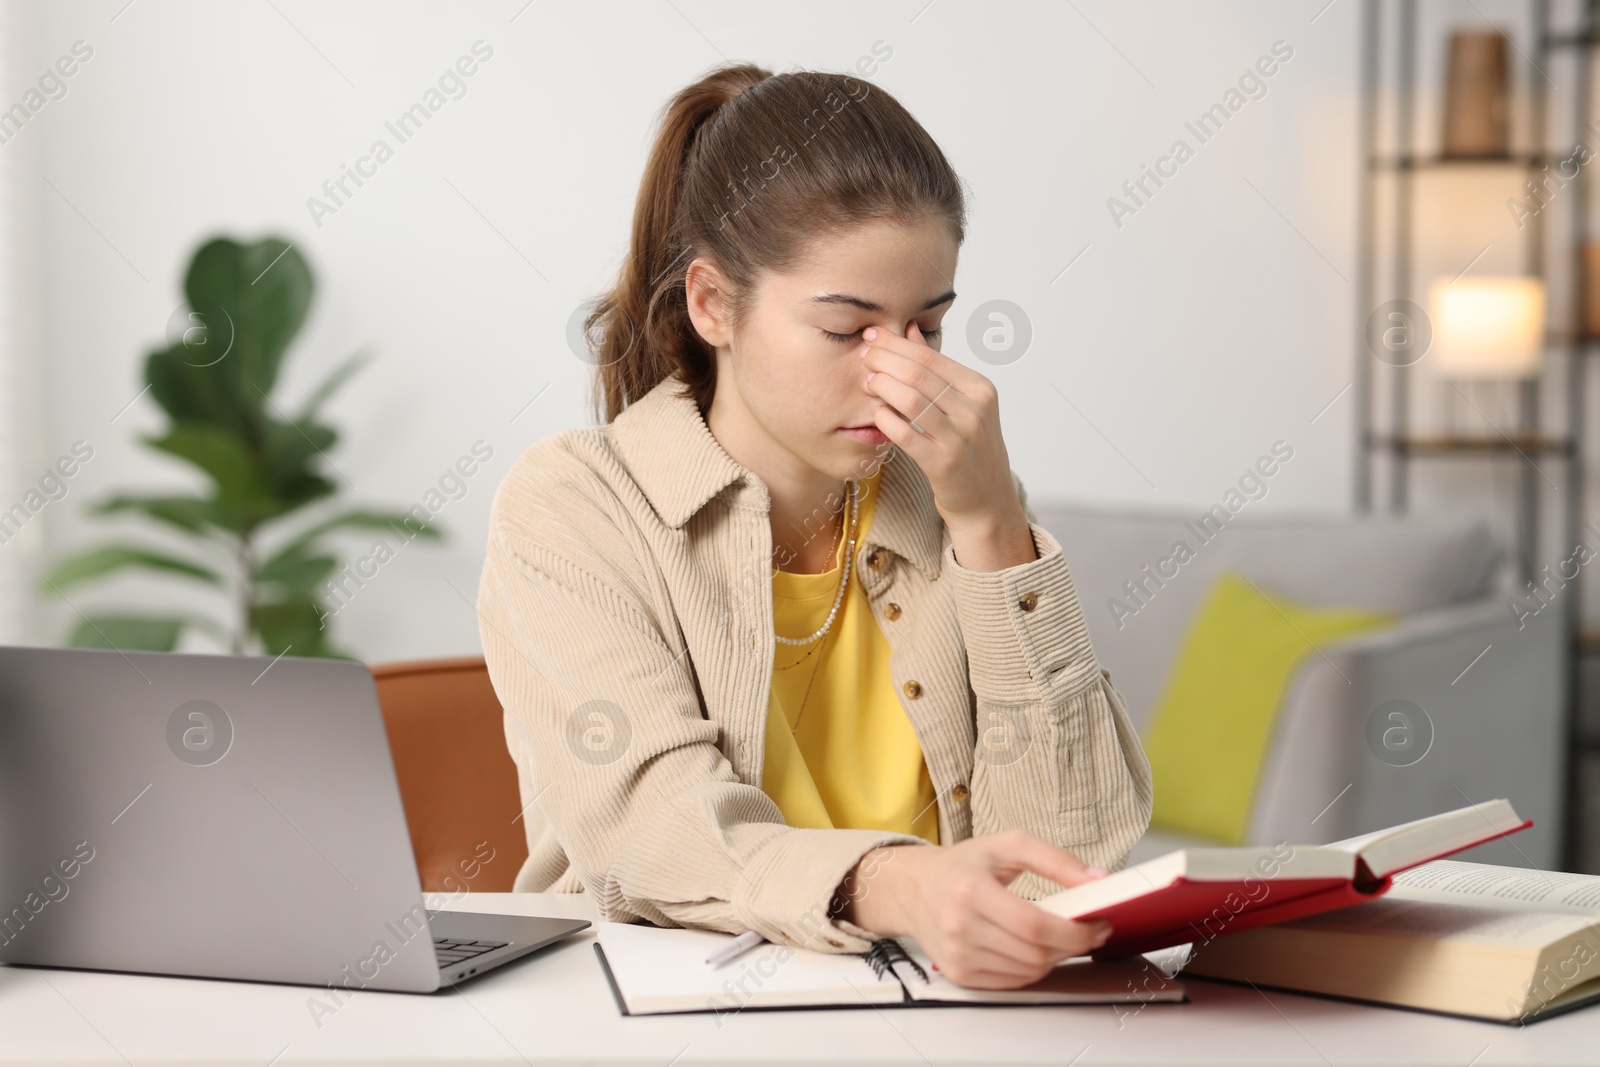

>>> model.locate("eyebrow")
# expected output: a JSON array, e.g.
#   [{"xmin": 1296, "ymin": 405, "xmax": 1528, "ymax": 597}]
[{"xmin": 809, "ymin": 289, "xmax": 957, "ymax": 313}]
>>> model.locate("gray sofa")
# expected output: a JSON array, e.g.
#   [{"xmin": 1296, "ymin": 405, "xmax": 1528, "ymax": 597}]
[{"xmin": 1032, "ymin": 502, "xmax": 1567, "ymax": 870}]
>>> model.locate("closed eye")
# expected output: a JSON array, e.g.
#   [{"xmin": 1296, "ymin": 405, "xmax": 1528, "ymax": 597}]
[{"xmin": 822, "ymin": 327, "xmax": 943, "ymax": 343}]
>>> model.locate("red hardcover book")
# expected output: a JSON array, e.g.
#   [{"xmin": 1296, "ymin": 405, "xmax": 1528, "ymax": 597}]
[{"xmin": 1034, "ymin": 799, "xmax": 1533, "ymax": 959}]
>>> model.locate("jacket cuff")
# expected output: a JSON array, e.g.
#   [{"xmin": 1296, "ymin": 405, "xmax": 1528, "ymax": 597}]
[
  {"xmin": 731, "ymin": 828, "xmax": 931, "ymax": 955},
  {"xmin": 947, "ymin": 522, "xmax": 1101, "ymax": 703}
]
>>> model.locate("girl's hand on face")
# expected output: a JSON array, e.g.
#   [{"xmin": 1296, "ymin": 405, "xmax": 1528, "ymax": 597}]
[{"xmin": 858, "ymin": 322, "xmax": 1025, "ymax": 538}]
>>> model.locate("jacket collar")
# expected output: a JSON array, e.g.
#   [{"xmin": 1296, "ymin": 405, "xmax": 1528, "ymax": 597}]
[{"xmin": 608, "ymin": 371, "xmax": 945, "ymax": 580}]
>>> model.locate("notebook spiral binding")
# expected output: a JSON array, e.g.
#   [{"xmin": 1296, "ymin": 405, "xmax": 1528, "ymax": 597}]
[{"xmin": 862, "ymin": 938, "xmax": 928, "ymax": 984}]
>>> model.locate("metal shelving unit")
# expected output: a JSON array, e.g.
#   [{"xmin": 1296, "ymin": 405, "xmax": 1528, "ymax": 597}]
[{"xmin": 1354, "ymin": 0, "xmax": 1591, "ymax": 871}]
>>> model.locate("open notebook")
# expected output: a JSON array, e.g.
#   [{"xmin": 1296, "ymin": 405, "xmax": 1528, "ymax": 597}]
[{"xmin": 593, "ymin": 920, "xmax": 1186, "ymax": 1015}]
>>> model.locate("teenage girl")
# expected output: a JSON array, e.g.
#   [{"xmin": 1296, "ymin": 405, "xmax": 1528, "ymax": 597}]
[{"xmin": 478, "ymin": 61, "xmax": 1154, "ymax": 990}]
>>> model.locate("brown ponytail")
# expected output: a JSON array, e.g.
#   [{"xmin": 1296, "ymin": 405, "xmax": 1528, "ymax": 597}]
[{"xmin": 585, "ymin": 61, "xmax": 967, "ymax": 423}]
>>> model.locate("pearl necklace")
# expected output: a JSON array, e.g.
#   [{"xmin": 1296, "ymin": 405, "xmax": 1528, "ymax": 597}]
[{"xmin": 774, "ymin": 479, "xmax": 859, "ymax": 646}]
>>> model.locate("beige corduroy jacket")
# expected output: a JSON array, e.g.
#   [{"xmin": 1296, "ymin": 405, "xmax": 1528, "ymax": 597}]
[{"xmin": 476, "ymin": 370, "xmax": 1154, "ymax": 955}]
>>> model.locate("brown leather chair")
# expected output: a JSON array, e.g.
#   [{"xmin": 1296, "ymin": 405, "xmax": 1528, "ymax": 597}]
[{"xmin": 369, "ymin": 656, "xmax": 529, "ymax": 892}]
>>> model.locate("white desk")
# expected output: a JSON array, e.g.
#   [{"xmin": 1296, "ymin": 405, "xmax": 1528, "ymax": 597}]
[{"xmin": 1, "ymin": 891, "xmax": 1593, "ymax": 1065}]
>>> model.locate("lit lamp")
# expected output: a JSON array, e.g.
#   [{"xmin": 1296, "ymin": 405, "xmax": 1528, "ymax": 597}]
[{"xmin": 1427, "ymin": 276, "xmax": 1544, "ymax": 433}]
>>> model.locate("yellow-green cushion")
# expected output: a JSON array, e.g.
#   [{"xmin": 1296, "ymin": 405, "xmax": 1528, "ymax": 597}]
[{"xmin": 1140, "ymin": 571, "xmax": 1398, "ymax": 844}]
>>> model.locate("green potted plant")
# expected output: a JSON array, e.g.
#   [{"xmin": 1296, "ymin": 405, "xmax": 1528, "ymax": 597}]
[{"xmin": 40, "ymin": 235, "xmax": 440, "ymax": 658}]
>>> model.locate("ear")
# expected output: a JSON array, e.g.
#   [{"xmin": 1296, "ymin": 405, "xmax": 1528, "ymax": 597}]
[{"xmin": 685, "ymin": 257, "xmax": 734, "ymax": 348}]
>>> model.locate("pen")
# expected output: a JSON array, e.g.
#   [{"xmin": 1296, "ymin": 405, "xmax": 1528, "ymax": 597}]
[{"xmin": 706, "ymin": 929, "xmax": 765, "ymax": 968}]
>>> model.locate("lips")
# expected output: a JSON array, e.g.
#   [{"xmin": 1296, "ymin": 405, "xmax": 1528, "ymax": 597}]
[{"xmin": 840, "ymin": 425, "xmax": 890, "ymax": 445}]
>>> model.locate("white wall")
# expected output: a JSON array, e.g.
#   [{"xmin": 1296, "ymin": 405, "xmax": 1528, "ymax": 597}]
[
  {"xmin": 0, "ymin": 0, "xmax": 44, "ymax": 645},
  {"xmin": 2, "ymin": 0, "xmax": 1553, "ymax": 662}
]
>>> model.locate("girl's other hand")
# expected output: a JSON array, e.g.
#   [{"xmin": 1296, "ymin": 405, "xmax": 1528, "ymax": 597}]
[{"xmin": 835, "ymin": 829, "xmax": 1113, "ymax": 989}]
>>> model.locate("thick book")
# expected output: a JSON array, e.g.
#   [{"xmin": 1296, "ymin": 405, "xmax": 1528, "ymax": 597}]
[
  {"xmin": 1035, "ymin": 798, "xmax": 1532, "ymax": 958},
  {"xmin": 1177, "ymin": 858, "xmax": 1600, "ymax": 1024},
  {"xmin": 592, "ymin": 919, "xmax": 1186, "ymax": 1016}
]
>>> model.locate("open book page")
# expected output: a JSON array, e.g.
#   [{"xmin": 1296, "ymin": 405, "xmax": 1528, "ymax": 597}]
[
  {"xmin": 1256, "ymin": 861, "xmax": 1600, "ymax": 951},
  {"xmin": 1389, "ymin": 860, "xmax": 1600, "ymax": 917},
  {"xmin": 891, "ymin": 937, "xmax": 1184, "ymax": 1005},
  {"xmin": 1271, "ymin": 885, "xmax": 1595, "ymax": 950},
  {"xmin": 1320, "ymin": 799, "xmax": 1526, "ymax": 877}
]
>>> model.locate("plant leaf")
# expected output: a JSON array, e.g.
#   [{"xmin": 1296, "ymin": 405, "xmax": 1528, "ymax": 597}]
[
  {"xmin": 66, "ymin": 612, "xmax": 232, "ymax": 651},
  {"xmin": 260, "ymin": 417, "xmax": 339, "ymax": 499},
  {"xmin": 253, "ymin": 597, "xmax": 335, "ymax": 658},
  {"xmin": 145, "ymin": 338, "xmax": 244, "ymax": 428},
  {"xmin": 267, "ymin": 507, "xmax": 442, "ymax": 567},
  {"xmin": 143, "ymin": 422, "xmax": 281, "ymax": 522},
  {"xmin": 40, "ymin": 545, "xmax": 224, "ymax": 592},
  {"xmin": 256, "ymin": 548, "xmax": 338, "ymax": 597},
  {"xmin": 92, "ymin": 493, "xmax": 245, "ymax": 535},
  {"xmin": 185, "ymin": 236, "xmax": 314, "ymax": 411},
  {"xmin": 67, "ymin": 614, "xmax": 185, "ymax": 651},
  {"xmin": 142, "ymin": 237, "xmax": 313, "ymax": 433},
  {"xmin": 295, "ymin": 348, "xmax": 371, "ymax": 423}
]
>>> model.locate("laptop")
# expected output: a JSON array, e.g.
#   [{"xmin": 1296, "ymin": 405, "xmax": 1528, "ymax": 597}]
[{"xmin": 0, "ymin": 644, "xmax": 590, "ymax": 992}]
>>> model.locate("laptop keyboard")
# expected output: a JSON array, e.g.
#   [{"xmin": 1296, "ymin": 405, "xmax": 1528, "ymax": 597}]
[{"xmin": 434, "ymin": 938, "xmax": 509, "ymax": 968}]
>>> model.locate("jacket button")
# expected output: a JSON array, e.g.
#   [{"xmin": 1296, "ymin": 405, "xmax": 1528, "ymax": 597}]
[
  {"xmin": 902, "ymin": 679, "xmax": 923, "ymax": 699},
  {"xmin": 951, "ymin": 783, "xmax": 969, "ymax": 803},
  {"xmin": 883, "ymin": 602, "xmax": 902, "ymax": 620},
  {"xmin": 866, "ymin": 549, "xmax": 886, "ymax": 571},
  {"xmin": 1018, "ymin": 591, "xmax": 1039, "ymax": 612}
]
